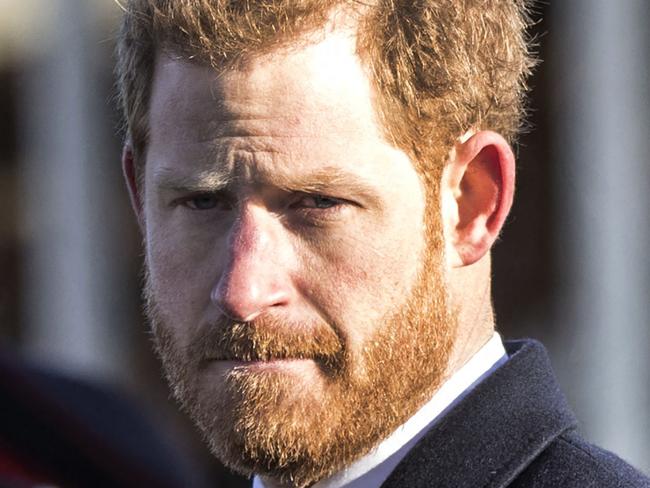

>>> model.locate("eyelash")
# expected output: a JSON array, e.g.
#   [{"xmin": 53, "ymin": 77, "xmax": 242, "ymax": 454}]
[
  {"xmin": 290, "ymin": 194, "xmax": 343, "ymax": 212},
  {"xmin": 176, "ymin": 194, "xmax": 232, "ymax": 211}
]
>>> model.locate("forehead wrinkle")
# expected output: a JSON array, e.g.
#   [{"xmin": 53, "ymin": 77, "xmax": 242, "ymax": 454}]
[
  {"xmin": 193, "ymin": 109, "xmax": 330, "ymax": 141},
  {"xmin": 153, "ymin": 137, "xmax": 384, "ymax": 208}
]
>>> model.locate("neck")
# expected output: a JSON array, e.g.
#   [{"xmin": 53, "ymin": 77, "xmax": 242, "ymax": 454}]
[{"xmin": 445, "ymin": 253, "xmax": 495, "ymax": 377}]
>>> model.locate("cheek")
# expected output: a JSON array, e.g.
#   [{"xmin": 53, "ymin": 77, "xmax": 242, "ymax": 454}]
[
  {"xmin": 293, "ymin": 213, "xmax": 426, "ymax": 347},
  {"xmin": 145, "ymin": 198, "xmax": 228, "ymax": 282},
  {"xmin": 144, "ymin": 219, "xmax": 223, "ymax": 339}
]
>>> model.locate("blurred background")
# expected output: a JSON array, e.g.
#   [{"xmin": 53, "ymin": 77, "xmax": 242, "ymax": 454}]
[{"xmin": 0, "ymin": 0, "xmax": 648, "ymax": 482}]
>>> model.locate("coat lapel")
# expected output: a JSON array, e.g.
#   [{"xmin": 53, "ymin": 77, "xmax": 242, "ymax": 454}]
[{"xmin": 380, "ymin": 340, "xmax": 577, "ymax": 488}]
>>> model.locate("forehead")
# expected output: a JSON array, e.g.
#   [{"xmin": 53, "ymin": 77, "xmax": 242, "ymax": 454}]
[
  {"xmin": 148, "ymin": 27, "xmax": 381, "ymax": 144},
  {"xmin": 145, "ymin": 25, "xmax": 423, "ymax": 201}
]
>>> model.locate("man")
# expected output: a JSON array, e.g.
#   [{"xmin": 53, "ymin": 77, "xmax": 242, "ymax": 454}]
[{"xmin": 116, "ymin": 1, "xmax": 649, "ymax": 487}]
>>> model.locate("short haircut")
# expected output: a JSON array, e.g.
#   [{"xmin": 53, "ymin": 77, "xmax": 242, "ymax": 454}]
[{"xmin": 116, "ymin": 0, "xmax": 535, "ymax": 180}]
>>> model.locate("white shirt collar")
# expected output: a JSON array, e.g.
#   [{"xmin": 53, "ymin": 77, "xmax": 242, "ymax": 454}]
[{"xmin": 253, "ymin": 332, "xmax": 507, "ymax": 488}]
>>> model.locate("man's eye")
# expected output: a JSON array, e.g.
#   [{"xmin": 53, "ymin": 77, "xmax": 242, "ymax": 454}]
[
  {"xmin": 183, "ymin": 195, "xmax": 222, "ymax": 210},
  {"xmin": 298, "ymin": 195, "xmax": 340, "ymax": 210}
]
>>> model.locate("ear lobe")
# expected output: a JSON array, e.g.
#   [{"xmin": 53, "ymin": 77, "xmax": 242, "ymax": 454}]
[
  {"xmin": 122, "ymin": 145, "xmax": 145, "ymax": 231},
  {"xmin": 442, "ymin": 131, "xmax": 515, "ymax": 267}
]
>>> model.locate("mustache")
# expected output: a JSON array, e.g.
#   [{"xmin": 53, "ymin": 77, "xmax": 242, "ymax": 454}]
[{"xmin": 187, "ymin": 315, "xmax": 345, "ymax": 368}]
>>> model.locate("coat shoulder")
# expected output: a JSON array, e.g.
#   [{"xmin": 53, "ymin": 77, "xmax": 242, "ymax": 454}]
[{"xmin": 510, "ymin": 429, "xmax": 650, "ymax": 488}]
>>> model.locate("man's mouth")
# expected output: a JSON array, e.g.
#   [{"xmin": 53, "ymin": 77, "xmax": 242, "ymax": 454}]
[
  {"xmin": 212, "ymin": 350, "xmax": 318, "ymax": 362},
  {"xmin": 203, "ymin": 356, "xmax": 320, "ymax": 376},
  {"xmin": 191, "ymin": 319, "xmax": 345, "ymax": 372}
]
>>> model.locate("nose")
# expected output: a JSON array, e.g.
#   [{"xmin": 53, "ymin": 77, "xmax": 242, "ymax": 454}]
[{"xmin": 211, "ymin": 204, "xmax": 292, "ymax": 322}]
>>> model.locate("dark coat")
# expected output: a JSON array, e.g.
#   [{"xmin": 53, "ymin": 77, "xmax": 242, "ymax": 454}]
[
  {"xmin": 381, "ymin": 340, "xmax": 650, "ymax": 488},
  {"xmin": 0, "ymin": 349, "xmax": 207, "ymax": 488}
]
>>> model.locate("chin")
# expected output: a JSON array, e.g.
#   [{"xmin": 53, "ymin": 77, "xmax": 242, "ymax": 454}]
[{"xmin": 190, "ymin": 362, "xmax": 344, "ymax": 486}]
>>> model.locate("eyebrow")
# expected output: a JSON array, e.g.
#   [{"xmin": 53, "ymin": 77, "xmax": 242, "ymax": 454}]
[
  {"xmin": 153, "ymin": 166, "xmax": 382, "ymax": 207},
  {"xmin": 153, "ymin": 168, "xmax": 233, "ymax": 193},
  {"xmin": 271, "ymin": 167, "xmax": 379, "ymax": 200}
]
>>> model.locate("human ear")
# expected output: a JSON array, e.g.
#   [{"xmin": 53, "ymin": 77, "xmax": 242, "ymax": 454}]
[
  {"xmin": 121, "ymin": 144, "xmax": 145, "ymax": 231},
  {"xmin": 441, "ymin": 131, "xmax": 515, "ymax": 267}
]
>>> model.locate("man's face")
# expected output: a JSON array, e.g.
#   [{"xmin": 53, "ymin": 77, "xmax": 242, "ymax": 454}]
[{"xmin": 142, "ymin": 28, "xmax": 455, "ymax": 486}]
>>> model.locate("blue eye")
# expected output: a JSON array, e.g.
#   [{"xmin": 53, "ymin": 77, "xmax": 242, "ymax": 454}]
[
  {"xmin": 300, "ymin": 195, "xmax": 340, "ymax": 209},
  {"xmin": 184, "ymin": 195, "xmax": 219, "ymax": 210}
]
